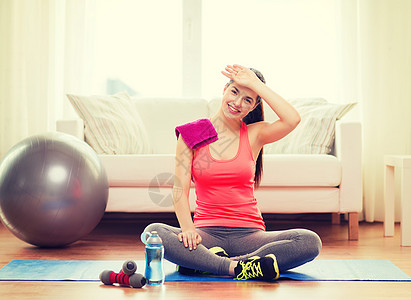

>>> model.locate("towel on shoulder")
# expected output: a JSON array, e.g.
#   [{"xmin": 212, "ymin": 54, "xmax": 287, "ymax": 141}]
[{"xmin": 175, "ymin": 119, "xmax": 218, "ymax": 150}]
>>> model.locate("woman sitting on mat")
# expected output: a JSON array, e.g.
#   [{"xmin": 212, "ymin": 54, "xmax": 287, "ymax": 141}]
[{"xmin": 144, "ymin": 64, "xmax": 322, "ymax": 281}]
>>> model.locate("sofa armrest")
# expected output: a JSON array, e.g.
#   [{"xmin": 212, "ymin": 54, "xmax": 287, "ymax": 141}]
[
  {"xmin": 335, "ymin": 121, "xmax": 362, "ymax": 212},
  {"xmin": 56, "ymin": 119, "xmax": 85, "ymax": 141}
]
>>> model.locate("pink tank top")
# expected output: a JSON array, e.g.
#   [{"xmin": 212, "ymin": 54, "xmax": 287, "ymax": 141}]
[{"xmin": 191, "ymin": 121, "xmax": 265, "ymax": 230}]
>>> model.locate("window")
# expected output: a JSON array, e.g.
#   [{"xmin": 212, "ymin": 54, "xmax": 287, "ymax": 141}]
[
  {"xmin": 91, "ymin": 0, "xmax": 338, "ymax": 100},
  {"xmin": 92, "ymin": 0, "xmax": 183, "ymax": 97},
  {"xmin": 202, "ymin": 0, "xmax": 338, "ymax": 100}
]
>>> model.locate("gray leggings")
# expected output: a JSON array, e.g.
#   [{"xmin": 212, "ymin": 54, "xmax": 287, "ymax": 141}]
[{"xmin": 144, "ymin": 223, "xmax": 322, "ymax": 276}]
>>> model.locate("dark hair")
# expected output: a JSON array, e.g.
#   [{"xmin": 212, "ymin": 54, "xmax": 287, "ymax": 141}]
[{"xmin": 228, "ymin": 68, "xmax": 265, "ymax": 188}]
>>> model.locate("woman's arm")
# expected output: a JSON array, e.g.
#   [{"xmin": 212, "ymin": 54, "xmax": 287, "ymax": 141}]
[
  {"xmin": 173, "ymin": 136, "xmax": 202, "ymax": 250},
  {"xmin": 251, "ymin": 80, "xmax": 301, "ymax": 146},
  {"xmin": 222, "ymin": 64, "xmax": 301, "ymax": 146}
]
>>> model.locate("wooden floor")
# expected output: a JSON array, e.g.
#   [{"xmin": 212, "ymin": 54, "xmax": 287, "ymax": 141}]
[{"xmin": 1, "ymin": 214, "xmax": 411, "ymax": 300}]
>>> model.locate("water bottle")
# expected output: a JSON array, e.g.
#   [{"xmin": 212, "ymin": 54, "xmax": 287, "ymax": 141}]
[{"xmin": 140, "ymin": 231, "xmax": 165, "ymax": 285}]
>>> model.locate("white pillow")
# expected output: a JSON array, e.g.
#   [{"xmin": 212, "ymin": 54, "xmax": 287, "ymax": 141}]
[
  {"xmin": 67, "ymin": 91, "xmax": 152, "ymax": 154},
  {"xmin": 264, "ymin": 98, "xmax": 356, "ymax": 154}
]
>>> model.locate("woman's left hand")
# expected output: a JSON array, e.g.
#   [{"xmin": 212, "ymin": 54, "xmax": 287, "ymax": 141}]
[{"xmin": 221, "ymin": 64, "xmax": 260, "ymax": 88}]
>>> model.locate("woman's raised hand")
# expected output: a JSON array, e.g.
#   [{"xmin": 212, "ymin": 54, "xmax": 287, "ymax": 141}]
[
  {"xmin": 221, "ymin": 64, "xmax": 260, "ymax": 88},
  {"xmin": 178, "ymin": 229, "xmax": 202, "ymax": 250}
]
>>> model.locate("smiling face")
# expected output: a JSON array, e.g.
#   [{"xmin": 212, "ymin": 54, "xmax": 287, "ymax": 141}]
[{"xmin": 221, "ymin": 83, "xmax": 259, "ymax": 121}]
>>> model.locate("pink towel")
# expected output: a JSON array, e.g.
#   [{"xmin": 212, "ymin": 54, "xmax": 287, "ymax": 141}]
[{"xmin": 175, "ymin": 119, "xmax": 218, "ymax": 149}]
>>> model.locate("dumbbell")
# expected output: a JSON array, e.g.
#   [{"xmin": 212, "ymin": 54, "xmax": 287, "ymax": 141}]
[
  {"xmin": 99, "ymin": 260, "xmax": 146, "ymax": 288},
  {"xmin": 99, "ymin": 270, "xmax": 146, "ymax": 288},
  {"xmin": 121, "ymin": 260, "xmax": 137, "ymax": 275}
]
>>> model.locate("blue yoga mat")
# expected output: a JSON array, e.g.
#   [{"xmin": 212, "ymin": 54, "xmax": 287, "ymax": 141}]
[{"xmin": 0, "ymin": 259, "xmax": 410, "ymax": 282}]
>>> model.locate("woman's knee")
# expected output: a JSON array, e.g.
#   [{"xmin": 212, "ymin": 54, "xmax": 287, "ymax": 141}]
[
  {"xmin": 143, "ymin": 223, "xmax": 172, "ymax": 240},
  {"xmin": 299, "ymin": 229, "xmax": 322, "ymax": 258},
  {"xmin": 143, "ymin": 222, "xmax": 180, "ymax": 240},
  {"xmin": 143, "ymin": 222, "xmax": 164, "ymax": 233}
]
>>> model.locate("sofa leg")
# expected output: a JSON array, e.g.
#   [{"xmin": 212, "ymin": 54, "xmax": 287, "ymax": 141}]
[
  {"xmin": 332, "ymin": 213, "xmax": 341, "ymax": 224},
  {"xmin": 348, "ymin": 212, "xmax": 359, "ymax": 240}
]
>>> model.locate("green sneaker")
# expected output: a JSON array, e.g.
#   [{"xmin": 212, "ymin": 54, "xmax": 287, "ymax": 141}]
[
  {"xmin": 234, "ymin": 254, "xmax": 279, "ymax": 281},
  {"xmin": 209, "ymin": 246, "xmax": 229, "ymax": 258},
  {"xmin": 176, "ymin": 246, "xmax": 229, "ymax": 276}
]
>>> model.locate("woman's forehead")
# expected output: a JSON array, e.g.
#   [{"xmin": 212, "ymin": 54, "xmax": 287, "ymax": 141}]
[{"xmin": 229, "ymin": 83, "xmax": 258, "ymax": 101}]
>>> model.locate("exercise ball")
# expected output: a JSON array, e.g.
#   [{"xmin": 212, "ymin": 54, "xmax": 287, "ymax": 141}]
[{"xmin": 0, "ymin": 132, "xmax": 108, "ymax": 247}]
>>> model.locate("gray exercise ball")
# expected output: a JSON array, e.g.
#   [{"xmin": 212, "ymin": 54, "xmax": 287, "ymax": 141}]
[{"xmin": 0, "ymin": 132, "xmax": 108, "ymax": 247}]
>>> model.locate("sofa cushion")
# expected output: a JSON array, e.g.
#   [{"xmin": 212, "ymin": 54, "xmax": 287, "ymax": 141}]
[
  {"xmin": 104, "ymin": 186, "xmax": 340, "ymax": 213},
  {"xmin": 264, "ymin": 98, "xmax": 357, "ymax": 154},
  {"xmin": 100, "ymin": 154, "xmax": 341, "ymax": 188},
  {"xmin": 255, "ymin": 187, "xmax": 340, "ymax": 213},
  {"xmin": 261, "ymin": 154, "xmax": 341, "ymax": 187},
  {"xmin": 67, "ymin": 91, "xmax": 152, "ymax": 154},
  {"xmin": 131, "ymin": 98, "xmax": 209, "ymax": 154},
  {"xmin": 106, "ymin": 187, "xmax": 198, "ymax": 212},
  {"xmin": 99, "ymin": 154, "xmax": 176, "ymax": 187}
]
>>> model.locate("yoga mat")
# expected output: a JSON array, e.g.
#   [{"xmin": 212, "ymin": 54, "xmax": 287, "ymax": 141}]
[{"xmin": 0, "ymin": 259, "xmax": 410, "ymax": 282}]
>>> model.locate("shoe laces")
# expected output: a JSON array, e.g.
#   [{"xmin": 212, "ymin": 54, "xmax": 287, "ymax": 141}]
[{"xmin": 236, "ymin": 258, "xmax": 263, "ymax": 280}]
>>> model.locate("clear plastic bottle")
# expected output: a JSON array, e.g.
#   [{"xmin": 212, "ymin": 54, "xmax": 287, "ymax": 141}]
[{"xmin": 140, "ymin": 231, "xmax": 165, "ymax": 285}]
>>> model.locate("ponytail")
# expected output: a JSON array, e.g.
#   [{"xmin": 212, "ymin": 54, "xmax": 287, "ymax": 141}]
[
  {"xmin": 242, "ymin": 68, "xmax": 265, "ymax": 188},
  {"xmin": 243, "ymin": 100, "xmax": 264, "ymax": 188}
]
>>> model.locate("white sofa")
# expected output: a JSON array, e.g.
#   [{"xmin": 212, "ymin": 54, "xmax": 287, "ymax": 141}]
[{"xmin": 57, "ymin": 97, "xmax": 362, "ymax": 240}]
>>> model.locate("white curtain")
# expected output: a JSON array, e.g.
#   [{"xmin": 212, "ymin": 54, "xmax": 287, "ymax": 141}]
[
  {"xmin": 338, "ymin": 0, "xmax": 411, "ymax": 222},
  {"xmin": 0, "ymin": 0, "xmax": 94, "ymax": 159}
]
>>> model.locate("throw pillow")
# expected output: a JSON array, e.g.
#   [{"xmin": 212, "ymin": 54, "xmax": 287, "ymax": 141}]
[
  {"xmin": 264, "ymin": 98, "xmax": 356, "ymax": 154},
  {"xmin": 67, "ymin": 91, "xmax": 152, "ymax": 154}
]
